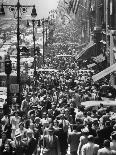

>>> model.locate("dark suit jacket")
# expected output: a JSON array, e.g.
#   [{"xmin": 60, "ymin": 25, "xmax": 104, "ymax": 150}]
[
  {"xmin": 25, "ymin": 137, "xmax": 37, "ymax": 155},
  {"xmin": 54, "ymin": 128, "xmax": 68, "ymax": 151},
  {"xmin": 68, "ymin": 131, "xmax": 81, "ymax": 152},
  {"xmin": 11, "ymin": 140, "xmax": 27, "ymax": 155}
]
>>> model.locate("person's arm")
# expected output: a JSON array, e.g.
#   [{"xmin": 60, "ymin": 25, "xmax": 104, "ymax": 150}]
[
  {"xmin": 67, "ymin": 133, "xmax": 71, "ymax": 144},
  {"xmin": 56, "ymin": 136, "xmax": 61, "ymax": 155},
  {"xmin": 81, "ymin": 146, "xmax": 86, "ymax": 155},
  {"xmin": 77, "ymin": 136, "xmax": 83, "ymax": 155},
  {"xmin": 97, "ymin": 150, "xmax": 101, "ymax": 155}
]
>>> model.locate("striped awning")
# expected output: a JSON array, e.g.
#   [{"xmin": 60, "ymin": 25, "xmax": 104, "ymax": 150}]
[{"xmin": 76, "ymin": 42, "xmax": 96, "ymax": 60}]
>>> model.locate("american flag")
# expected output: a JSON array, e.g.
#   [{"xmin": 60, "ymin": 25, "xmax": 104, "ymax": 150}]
[
  {"xmin": 63, "ymin": 0, "xmax": 80, "ymax": 15},
  {"xmin": 72, "ymin": 0, "xmax": 80, "ymax": 14}
]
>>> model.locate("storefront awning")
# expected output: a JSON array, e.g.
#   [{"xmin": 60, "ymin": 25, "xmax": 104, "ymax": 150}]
[{"xmin": 76, "ymin": 42, "xmax": 96, "ymax": 60}]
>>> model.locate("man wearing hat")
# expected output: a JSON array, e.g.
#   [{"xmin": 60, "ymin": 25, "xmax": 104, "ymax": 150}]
[
  {"xmin": 25, "ymin": 129, "xmax": 37, "ymax": 155},
  {"xmin": 40, "ymin": 126, "xmax": 61, "ymax": 155},
  {"xmin": 10, "ymin": 132, "xmax": 27, "ymax": 155}
]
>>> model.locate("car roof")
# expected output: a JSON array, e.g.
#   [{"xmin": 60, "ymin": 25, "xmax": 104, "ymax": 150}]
[{"xmin": 81, "ymin": 100, "xmax": 116, "ymax": 107}]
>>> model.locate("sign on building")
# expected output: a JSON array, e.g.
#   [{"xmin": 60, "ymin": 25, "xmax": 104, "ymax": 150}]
[{"xmin": 10, "ymin": 84, "xmax": 19, "ymax": 93}]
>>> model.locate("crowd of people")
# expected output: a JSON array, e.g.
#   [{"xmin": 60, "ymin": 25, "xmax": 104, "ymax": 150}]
[{"xmin": 0, "ymin": 55, "xmax": 116, "ymax": 155}]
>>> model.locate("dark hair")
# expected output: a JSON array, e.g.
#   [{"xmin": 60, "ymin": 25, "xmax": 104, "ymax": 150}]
[
  {"xmin": 59, "ymin": 123, "xmax": 63, "ymax": 128},
  {"xmin": 111, "ymin": 132, "xmax": 116, "ymax": 141},
  {"xmin": 103, "ymin": 139, "xmax": 110, "ymax": 148},
  {"xmin": 73, "ymin": 125, "xmax": 77, "ymax": 130},
  {"xmin": 88, "ymin": 135, "xmax": 94, "ymax": 142}
]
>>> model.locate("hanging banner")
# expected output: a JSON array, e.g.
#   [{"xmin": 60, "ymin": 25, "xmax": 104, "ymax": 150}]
[{"xmin": 92, "ymin": 63, "xmax": 116, "ymax": 82}]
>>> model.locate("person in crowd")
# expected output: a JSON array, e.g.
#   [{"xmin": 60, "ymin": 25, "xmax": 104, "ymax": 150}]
[
  {"xmin": 20, "ymin": 96, "xmax": 30, "ymax": 114},
  {"xmin": 54, "ymin": 123, "xmax": 68, "ymax": 155},
  {"xmin": 10, "ymin": 112, "xmax": 21, "ymax": 140},
  {"xmin": 110, "ymin": 131, "xmax": 116, "ymax": 151},
  {"xmin": 1, "ymin": 115, "xmax": 9, "ymax": 131},
  {"xmin": 58, "ymin": 114, "xmax": 70, "ymax": 133},
  {"xmin": 2, "ymin": 143, "xmax": 13, "ymax": 155},
  {"xmin": 77, "ymin": 128, "xmax": 89, "ymax": 155},
  {"xmin": 40, "ymin": 126, "xmax": 61, "ymax": 155},
  {"xmin": 0, "ymin": 132, "xmax": 12, "ymax": 154},
  {"xmin": 97, "ymin": 139, "xmax": 113, "ymax": 155},
  {"xmin": 25, "ymin": 129, "xmax": 37, "ymax": 155},
  {"xmin": 10, "ymin": 132, "xmax": 27, "ymax": 155},
  {"xmin": 4, "ymin": 119, "xmax": 12, "ymax": 139},
  {"xmin": 68, "ymin": 124, "xmax": 81, "ymax": 155},
  {"xmin": 15, "ymin": 122, "xmax": 27, "ymax": 139},
  {"xmin": 81, "ymin": 135, "xmax": 99, "ymax": 155}
]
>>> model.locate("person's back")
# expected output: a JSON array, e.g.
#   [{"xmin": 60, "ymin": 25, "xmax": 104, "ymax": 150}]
[
  {"xmin": 77, "ymin": 130, "xmax": 88, "ymax": 155},
  {"xmin": 81, "ymin": 135, "xmax": 99, "ymax": 155},
  {"xmin": 97, "ymin": 140, "xmax": 112, "ymax": 155},
  {"xmin": 54, "ymin": 123, "xmax": 68, "ymax": 155}
]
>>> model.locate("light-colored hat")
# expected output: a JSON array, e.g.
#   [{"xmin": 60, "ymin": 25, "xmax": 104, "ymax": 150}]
[{"xmin": 15, "ymin": 132, "xmax": 22, "ymax": 138}]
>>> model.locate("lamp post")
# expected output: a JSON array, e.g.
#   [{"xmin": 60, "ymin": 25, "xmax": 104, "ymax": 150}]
[
  {"xmin": 32, "ymin": 19, "xmax": 37, "ymax": 77},
  {"xmin": 0, "ymin": 0, "xmax": 37, "ymax": 105},
  {"xmin": 5, "ymin": 55, "xmax": 12, "ymax": 109},
  {"xmin": 26, "ymin": 19, "xmax": 41, "ymax": 77},
  {"xmin": 42, "ymin": 18, "xmax": 45, "ymax": 66},
  {"xmin": 42, "ymin": 18, "xmax": 49, "ymax": 67}
]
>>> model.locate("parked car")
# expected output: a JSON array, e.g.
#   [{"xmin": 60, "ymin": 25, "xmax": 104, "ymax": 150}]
[{"xmin": 81, "ymin": 100, "xmax": 116, "ymax": 112}]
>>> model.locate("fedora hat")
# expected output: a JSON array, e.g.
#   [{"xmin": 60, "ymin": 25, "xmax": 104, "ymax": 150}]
[{"xmin": 15, "ymin": 132, "xmax": 22, "ymax": 138}]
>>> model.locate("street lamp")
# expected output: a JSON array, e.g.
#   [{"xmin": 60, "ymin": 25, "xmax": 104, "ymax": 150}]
[
  {"xmin": 0, "ymin": 0, "xmax": 37, "ymax": 105},
  {"xmin": 5, "ymin": 55, "xmax": 12, "ymax": 109},
  {"xmin": 26, "ymin": 19, "xmax": 41, "ymax": 77},
  {"xmin": 42, "ymin": 18, "xmax": 49, "ymax": 66}
]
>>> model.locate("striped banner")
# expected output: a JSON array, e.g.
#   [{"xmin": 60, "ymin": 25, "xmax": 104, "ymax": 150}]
[{"xmin": 72, "ymin": 0, "xmax": 80, "ymax": 14}]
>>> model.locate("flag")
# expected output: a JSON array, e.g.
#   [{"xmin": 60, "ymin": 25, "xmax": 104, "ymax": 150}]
[{"xmin": 72, "ymin": 0, "xmax": 80, "ymax": 14}]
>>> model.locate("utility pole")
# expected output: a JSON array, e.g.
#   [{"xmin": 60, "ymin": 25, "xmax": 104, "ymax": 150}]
[{"xmin": 43, "ymin": 18, "xmax": 45, "ymax": 66}]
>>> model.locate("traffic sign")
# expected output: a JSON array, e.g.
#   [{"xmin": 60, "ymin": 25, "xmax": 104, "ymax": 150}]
[{"xmin": 10, "ymin": 84, "xmax": 19, "ymax": 93}]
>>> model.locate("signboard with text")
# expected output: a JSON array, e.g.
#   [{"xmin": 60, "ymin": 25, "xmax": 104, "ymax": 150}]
[{"xmin": 10, "ymin": 84, "xmax": 19, "ymax": 93}]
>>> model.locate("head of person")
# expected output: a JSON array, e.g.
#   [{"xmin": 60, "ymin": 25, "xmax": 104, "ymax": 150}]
[
  {"xmin": 30, "ymin": 113, "xmax": 35, "ymax": 120},
  {"xmin": 14, "ymin": 111, "xmax": 19, "ymax": 117},
  {"xmin": 111, "ymin": 132, "xmax": 116, "ymax": 141},
  {"xmin": 103, "ymin": 139, "xmax": 110, "ymax": 148},
  {"xmin": 27, "ymin": 129, "xmax": 33, "ymax": 139},
  {"xmin": 48, "ymin": 109, "xmax": 53, "ymax": 116},
  {"xmin": 19, "ymin": 122, "xmax": 24, "ymax": 130},
  {"xmin": 88, "ymin": 135, "xmax": 94, "ymax": 143},
  {"xmin": 4, "ymin": 143, "xmax": 11, "ymax": 152},
  {"xmin": 105, "ymin": 121, "xmax": 110, "ymax": 127},
  {"xmin": 15, "ymin": 133, "xmax": 22, "ymax": 142},
  {"xmin": 73, "ymin": 125, "xmax": 77, "ymax": 131},
  {"xmin": 48, "ymin": 127, "xmax": 54, "ymax": 136},
  {"xmin": 81, "ymin": 128, "xmax": 89, "ymax": 136},
  {"xmin": 42, "ymin": 112, "xmax": 47, "ymax": 118},
  {"xmin": 35, "ymin": 117, "xmax": 40, "ymax": 124},
  {"xmin": 54, "ymin": 119, "xmax": 59, "ymax": 127},
  {"xmin": 51, "ymin": 104, "xmax": 56, "ymax": 111},
  {"xmin": 29, "ymin": 123, "xmax": 35, "ymax": 130},
  {"xmin": 1, "ymin": 132, "xmax": 7, "ymax": 141}
]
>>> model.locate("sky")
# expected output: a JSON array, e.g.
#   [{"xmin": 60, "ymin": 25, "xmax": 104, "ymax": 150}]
[{"xmin": 0, "ymin": 0, "xmax": 59, "ymax": 19}]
